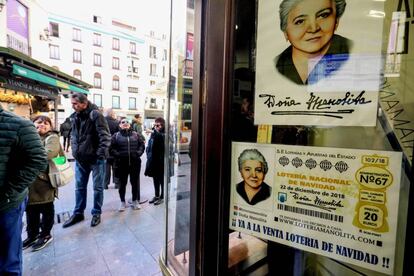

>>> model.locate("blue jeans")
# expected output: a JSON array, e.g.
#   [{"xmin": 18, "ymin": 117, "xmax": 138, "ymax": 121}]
[
  {"xmin": 0, "ymin": 198, "xmax": 27, "ymax": 276},
  {"xmin": 74, "ymin": 159, "xmax": 106, "ymax": 215}
]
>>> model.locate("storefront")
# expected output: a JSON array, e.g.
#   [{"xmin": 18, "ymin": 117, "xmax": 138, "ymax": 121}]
[
  {"xmin": 159, "ymin": 0, "xmax": 413, "ymax": 275},
  {"xmin": 0, "ymin": 47, "xmax": 90, "ymax": 124}
]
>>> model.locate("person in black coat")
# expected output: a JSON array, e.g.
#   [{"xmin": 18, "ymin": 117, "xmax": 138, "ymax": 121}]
[
  {"xmin": 104, "ymin": 108, "xmax": 120, "ymax": 189},
  {"xmin": 59, "ymin": 117, "xmax": 72, "ymax": 152},
  {"xmin": 144, "ymin": 117, "xmax": 165, "ymax": 205},
  {"xmin": 110, "ymin": 119, "xmax": 145, "ymax": 211},
  {"xmin": 62, "ymin": 93, "xmax": 111, "ymax": 228}
]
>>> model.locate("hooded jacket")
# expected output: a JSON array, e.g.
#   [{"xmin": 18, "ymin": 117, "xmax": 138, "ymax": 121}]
[
  {"xmin": 70, "ymin": 102, "xmax": 111, "ymax": 164},
  {"xmin": 0, "ymin": 105, "xmax": 48, "ymax": 213}
]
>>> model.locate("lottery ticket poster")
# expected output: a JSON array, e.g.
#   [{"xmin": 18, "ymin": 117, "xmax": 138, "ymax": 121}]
[{"xmin": 230, "ymin": 142, "xmax": 402, "ymax": 274}]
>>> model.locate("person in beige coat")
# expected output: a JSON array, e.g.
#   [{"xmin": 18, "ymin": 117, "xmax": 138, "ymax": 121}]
[{"xmin": 23, "ymin": 115, "xmax": 60, "ymax": 251}]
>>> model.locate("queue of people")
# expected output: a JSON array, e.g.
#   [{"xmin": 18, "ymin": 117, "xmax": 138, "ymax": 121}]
[{"xmin": 0, "ymin": 92, "xmax": 168, "ymax": 275}]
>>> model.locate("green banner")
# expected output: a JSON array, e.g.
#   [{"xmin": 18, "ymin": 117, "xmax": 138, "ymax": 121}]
[{"xmin": 12, "ymin": 64, "xmax": 88, "ymax": 94}]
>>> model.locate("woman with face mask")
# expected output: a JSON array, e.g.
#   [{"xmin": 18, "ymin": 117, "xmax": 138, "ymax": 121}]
[
  {"xmin": 23, "ymin": 116, "xmax": 60, "ymax": 251},
  {"xmin": 275, "ymin": 0, "xmax": 351, "ymax": 85}
]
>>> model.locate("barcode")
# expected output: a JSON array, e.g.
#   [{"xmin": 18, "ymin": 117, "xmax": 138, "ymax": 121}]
[{"xmin": 277, "ymin": 204, "xmax": 343, "ymax": 222}]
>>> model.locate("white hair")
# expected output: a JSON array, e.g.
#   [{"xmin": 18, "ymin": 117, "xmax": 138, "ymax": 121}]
[
  {"xmin": 238, "ymin": 149, "xmax": 268, "ymax": 174},
  {"xmin": 279, "ymin": 0, "xmax": 347, "ymax": 31}
]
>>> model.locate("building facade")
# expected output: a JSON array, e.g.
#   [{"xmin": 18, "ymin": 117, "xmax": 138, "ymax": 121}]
[{"xmin": 32, "ymin": 12, "xmax": 169, "ymax": 120}]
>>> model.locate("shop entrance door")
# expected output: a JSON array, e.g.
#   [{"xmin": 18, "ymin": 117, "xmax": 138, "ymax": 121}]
[{"xmin": 191, "ymin": 0, "xmax": 414, "ymax": 275}]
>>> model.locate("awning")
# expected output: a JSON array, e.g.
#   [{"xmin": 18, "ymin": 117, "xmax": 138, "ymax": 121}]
[{"xmin": 12, "ymin": 64, "xmax": 89, "ymax": 94}]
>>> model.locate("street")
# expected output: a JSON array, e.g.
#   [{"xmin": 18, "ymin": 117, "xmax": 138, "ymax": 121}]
[{"xmin": 22, "ymin": 153, "xmax": 165, "ymax": 276}]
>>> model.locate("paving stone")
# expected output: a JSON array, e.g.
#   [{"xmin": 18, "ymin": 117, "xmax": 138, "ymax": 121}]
[{"xmin": 23, "ymin": 154, "xmax": 170, "ymax": 275}]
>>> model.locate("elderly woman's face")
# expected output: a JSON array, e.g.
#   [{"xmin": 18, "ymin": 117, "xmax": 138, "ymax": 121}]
[
  {"xmin": 285, "ymin": 0, "xmax": 338, "ymax": 55},
  {"xmin": 240, "ymin": 160, "xmax": 265, "ymax": 190}
]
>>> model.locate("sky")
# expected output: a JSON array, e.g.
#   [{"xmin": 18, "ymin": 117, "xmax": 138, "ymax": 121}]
[{"xmin": 34, "ymin": 0, "xmax": 171, "ymax": 34}]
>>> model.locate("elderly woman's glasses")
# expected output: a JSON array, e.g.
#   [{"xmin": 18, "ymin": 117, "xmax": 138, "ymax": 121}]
[{"xmin": 121, "ymin": 120, "xmax": 129, "ymax": 124}]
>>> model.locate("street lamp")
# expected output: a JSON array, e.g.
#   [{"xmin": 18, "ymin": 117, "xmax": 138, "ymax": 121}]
[
  {"xmin": 0, "ymin": 0, "xmax": 6, "ymax": 12},
  {"xmin": 39, "ymin": 27, "xmax": 51, "ymax": 41}
]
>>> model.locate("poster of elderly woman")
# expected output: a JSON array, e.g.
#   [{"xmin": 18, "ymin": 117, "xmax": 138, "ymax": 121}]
[
  {"xmin": 232, "ymin": 145, "xmax": 275, "ymax": 210},
  {"xmin": 254, "ymin": 0, "xmax": 384, "ymax": 126}
]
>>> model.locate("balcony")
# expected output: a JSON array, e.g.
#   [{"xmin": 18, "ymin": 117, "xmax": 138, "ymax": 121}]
[
  {"xmin": 127, "ymin": 66, "xmax": 139, "ymax": 79},
  {"xmin": 7, "ymin": 34, "xmax": 31, "ymax": 56}
]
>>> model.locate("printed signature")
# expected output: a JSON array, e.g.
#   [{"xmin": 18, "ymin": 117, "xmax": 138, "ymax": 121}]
[{"xmin": 290, "ymin": 192, "xmax": 344, "ymax": 211}]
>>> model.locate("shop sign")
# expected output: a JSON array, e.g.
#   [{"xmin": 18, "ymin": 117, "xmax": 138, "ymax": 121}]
[
  {"xmin": 0, "ymin": 76, "xmax": 58, "ymax": 98},
  {"xmin": 229, "ymin": 142, "xmax": 402, "ymax": 274},
  {"xmin": 12, "ymin": 64, "xmax": 89, "ymax": 94},
  {"xmin": 254, "ymin": 0, "xmax": 384, "ymax": 126}
]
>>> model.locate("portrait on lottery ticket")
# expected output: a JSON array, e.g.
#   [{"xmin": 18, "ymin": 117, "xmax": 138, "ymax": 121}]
[{"xmin": 232, "ymin": 145, "xmax": 275, "ymax": 210}]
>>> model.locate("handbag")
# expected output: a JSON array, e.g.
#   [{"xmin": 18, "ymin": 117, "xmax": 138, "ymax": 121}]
[{"xmin": 48, "ymin": 145, "xmax": 74, "ymax": 188}]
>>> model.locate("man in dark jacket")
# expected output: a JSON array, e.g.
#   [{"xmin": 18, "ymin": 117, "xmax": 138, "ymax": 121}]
[
  {"xmin": 104, "ymin": 108, "xmax": 119, "ymax": 189},
  {"xmin": 62, "ymin": 93, "xmax": 111, "ymax": 228},
  {"xmin": 0, "ymin": 104, "xmax": 47, "ymax": 275}
]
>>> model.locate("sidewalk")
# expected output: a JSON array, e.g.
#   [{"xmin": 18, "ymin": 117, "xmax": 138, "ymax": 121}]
[{"xmin": 22, "ymin": 155, "xmax": 165, "ymax": 276}]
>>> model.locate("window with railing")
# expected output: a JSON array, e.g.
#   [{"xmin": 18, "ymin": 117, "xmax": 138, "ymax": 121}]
[{"xmin": 128, "ymin": 87, "xmax": 139, "ymax": 93}]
